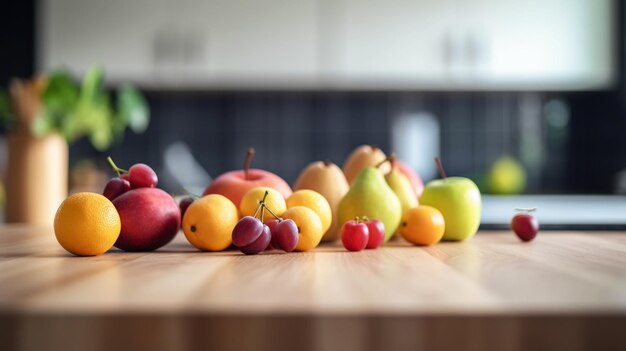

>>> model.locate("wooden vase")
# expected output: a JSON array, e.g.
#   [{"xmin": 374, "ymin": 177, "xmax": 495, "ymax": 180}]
[{"xmin": 6, "ymin": 132, "xmax": 68, "ymax": 226}]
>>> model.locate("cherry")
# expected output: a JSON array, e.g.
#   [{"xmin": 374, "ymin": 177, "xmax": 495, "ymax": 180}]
[
  {"xmin": 103, "ymin": 177, "xmax": 131, "ymax": 201},
  {"xmin": 341, "ymin": 218, "xmax": 370, "ymax": 251},
  {"xmin": 511, "ymin": 208, "xmax": 539, "ymax": 242},
  {"xmin": 128, "ymin": 163, "xmax": 158, "ymax": 188},
  {"xmin": 179, "ymin": 196, "xmax": 194, "ymax": 220},
  {"xmin": 364, "ymin": 219, "xmax": 385, "ymax": 249}
]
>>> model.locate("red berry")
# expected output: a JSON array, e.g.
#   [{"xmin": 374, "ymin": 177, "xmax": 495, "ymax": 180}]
[
  {"xmin": 232, "ymin": 216, "xmax": 264, "ymax": 247},
  {"xmin": 266, "ymin": 219, "xmax": 280, "ymax": 250},
  {"xmin": 103, "ymin": 177, "xmax": 131, "ymax": 201},
  {"xmin": 240, "ymin": 225, "xmax": 271, "ymax": 255},
  {"xmin": 275, "ymin": 219, "xmax": 298, "ymax": 252},
  {"xmin": 179, "ymin": 197, "xmax": 194, "ymax": 220},
  {"xmin": 365, "ymin": 219, "xmax": 385, "ymax": 249},
  {"xmin": 341, "ymin": 220, "xmax": 369, "ymax": 251},
  {"xmin": 128, "ymin": 163, "xmax": 158, "ymax": 188},
  {"xmin": 511, "ymin": 213, "xmax": 539, "ymax": 242}
]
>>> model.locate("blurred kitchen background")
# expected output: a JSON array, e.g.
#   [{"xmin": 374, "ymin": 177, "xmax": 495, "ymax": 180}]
[{"xmin": 2, "ymin": 0, "xmax": 626, "ymax": 226}]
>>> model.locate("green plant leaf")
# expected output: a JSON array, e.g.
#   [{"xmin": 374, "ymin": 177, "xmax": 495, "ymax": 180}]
[
  {"xmin": 80, "ymin": 65, "xmax": 104, "ymax": 103},
  {"xmin": 117, "ymin": 85, "xmax": 149, "ymax": 133},
  {"xmin": 43, "ymin": 71, "xmax": 78, "ymax": 117},
  {"xmin": 31, "ymin": 111, "xmax": 56, "ymax": 137}
]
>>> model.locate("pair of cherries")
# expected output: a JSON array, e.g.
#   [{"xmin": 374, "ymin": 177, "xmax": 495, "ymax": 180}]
[
  {"xmin": 231, "ymin": 191, "xmax": 298, "ymax": 255},
  {"xmin": 341, "ymin": 217, "xmax": 385, "ymax": 251}
]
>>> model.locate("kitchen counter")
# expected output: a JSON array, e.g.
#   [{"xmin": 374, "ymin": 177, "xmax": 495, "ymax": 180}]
[{"xmin": 0, "ymin": 225, "xmax": 624, "ymax": 350}]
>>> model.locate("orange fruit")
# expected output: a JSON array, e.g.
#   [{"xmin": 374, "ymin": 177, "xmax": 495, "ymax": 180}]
[
  {"xmin": 282, "ymin": 206, "xmax": 323, "ymax": 251},
  {"xmin": 239, "ymin": 186, "xmax": 286, "ymax": 219},
  {"xmin": 399, "ymin": 206, "xmax": 445, "ymax": 246},
  {"xmin": 183, "ymin": 194, "xmax": 239, "ymax": 251},
  {"xmin": 286, "ymin": 189, "xmax": 332, "ymax": 234},
  {"xmin": 54, "ymin": 192, "xmax": 121, "ymax": 256}
]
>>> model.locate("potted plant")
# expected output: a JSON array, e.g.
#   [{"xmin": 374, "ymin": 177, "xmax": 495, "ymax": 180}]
[{"xmin": 0, "ymin": 66, "xmax": 149, "ymax": 226}]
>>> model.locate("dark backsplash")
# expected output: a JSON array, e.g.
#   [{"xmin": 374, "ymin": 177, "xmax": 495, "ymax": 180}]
[{"xmin": 69, "ymin": 90, "xmax": 626, "ymax": 194}]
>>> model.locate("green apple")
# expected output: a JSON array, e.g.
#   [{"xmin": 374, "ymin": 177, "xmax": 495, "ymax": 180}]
[
  {"xmin": 420, "ymin": 177, "xmax": 481, "ymax": 241},
  {"xmin": 487, "ymin": 156, "xmax": 526, "ymax": 195}
]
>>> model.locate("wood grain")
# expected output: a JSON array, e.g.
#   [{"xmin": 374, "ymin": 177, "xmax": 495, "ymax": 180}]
[{"xmin": 0, "ymin": 225, "xmax": 625, "ymax": 351}]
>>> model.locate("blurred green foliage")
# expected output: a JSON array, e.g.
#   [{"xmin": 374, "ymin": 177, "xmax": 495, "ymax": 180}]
[{"xmin": 1, "ymin": 65, "xmax": 150, "ymax": 150}]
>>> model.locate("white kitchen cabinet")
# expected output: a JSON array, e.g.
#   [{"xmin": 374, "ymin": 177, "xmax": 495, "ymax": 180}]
[
  {"xmin": 324, "ymin": 0, "xmax": 614, "ymax": 89},
  {"xmin": 39, "ymin": 0, "xmax": 319, "ymax": 87},
  {"xmin": 319, "ymin": 0, "xmax": 456, "ymax": 85},
  {"xmin": 39, "ymin": 0, "xmax": 614, "ymax": 90},
  {"xmin": 39, "ymin": 0, "xmax": 169, "ymax": 81}
]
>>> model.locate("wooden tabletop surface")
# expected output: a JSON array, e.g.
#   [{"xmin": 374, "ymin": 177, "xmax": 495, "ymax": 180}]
[{"xmin": 1, "ymin": 225, "xmax": 625, "ymax": 351}]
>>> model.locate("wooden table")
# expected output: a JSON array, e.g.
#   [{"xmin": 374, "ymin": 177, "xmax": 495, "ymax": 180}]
[{"xmin": 0, "ymin": 225, "xmax": 625, "ymax": 351}]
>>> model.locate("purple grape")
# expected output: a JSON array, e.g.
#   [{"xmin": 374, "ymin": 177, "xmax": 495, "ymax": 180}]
[
  {"xmin": 179, "ymin": 197, "xmax": 194, "ymax": 220},
  {"xmin": 232, "ymin": 216, "xmax": 264, "ymax": 247},
  {"xmin": 240, "ymin": 225, "xmax": 271, "ymax": 255},
  {"xmin": 128, "ymin": 163, "xmax": 158, "ymax": 189},
  {"xmin": 103, "ymin": 177, "xmax": 131, "ymax": 201},
  {"xmin": 275, "ymin": 219, "xmax": 298, "ymax": 252}
]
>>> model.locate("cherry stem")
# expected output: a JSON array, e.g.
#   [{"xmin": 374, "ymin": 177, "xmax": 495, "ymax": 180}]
[
  {"xmin": 253, "ymin": 190, "xmax": 270, "ymax": 219},
  {"xmin": 515, "ymin": 208, "xmax": 537, "ymax": 213},
  {"xmin": 435, "ymin": 157, "xmax": 447, "ymax": 179},
  {"xmin": 263, "ymin": 204, "xmax": 281, "ymax": 220},
  {"xmin": 253, "ymin": 203, "xmax": 263, "ymax": 218},
  {"xmin": 244, "ymin": 148, "xmax": 255, "ymax": 181},
  {"xmin": 107, "ymin": 156, "xmax": 127, "ymax": 177}
]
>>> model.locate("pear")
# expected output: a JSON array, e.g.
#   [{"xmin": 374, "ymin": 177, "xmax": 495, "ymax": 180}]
[
  {"xmin": 338, "ymin": 167, "xmax": 402, "ymax": 242},
  {"xmin": 385, "ymin": 158, "xmax": 419, "ymax": 216},
  {"xmin": 294, "ymin": 161, "xmax": 349, "ymax": 242},
  {"xmin": 343, "ymin": 145, "xmax": 391, "ymax": 185}
]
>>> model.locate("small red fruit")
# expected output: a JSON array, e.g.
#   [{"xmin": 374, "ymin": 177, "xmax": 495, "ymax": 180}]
[
  {"xmin": 179, "ymin": 196, "xmax": 194, "ymax": 220},
  {"xmin": 364, "ymin": 219, "xmax": 385, "ymax": 249},
  {"xmin": 511, "ymin": 209, "xmax": 539, "ymax": 242},
  {"xmin": 341, "ymin": 218, "xmax": 369, "ymax": 251}
]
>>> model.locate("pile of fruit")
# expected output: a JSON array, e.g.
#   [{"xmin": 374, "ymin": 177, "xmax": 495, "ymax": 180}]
[{"xmin": 54, "ymin": 145, "xmax": 535, "ymax": 257}]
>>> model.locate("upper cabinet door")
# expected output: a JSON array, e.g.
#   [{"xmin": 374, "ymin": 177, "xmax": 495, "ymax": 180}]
[
  {"xmin": 202, "ymin": 0, "xmax": 319, "ymax": 83},
  {"xmin": 475, "ymin": 0, "xmax": 614, "ymax": 89},
  {"xmin": 320, "ymin": 0, "xmax": 456, "ymax": 85},
  {"xmin": 40, "ymin": 0, "xmax": 614, "ymax": 89},
  {"xmin": 40, "ymin": 0, "xmax": 168, "ymax": 80},
  {"xmin": 40, "ymin": 0, "xmax": 319, "ymax": 86}
]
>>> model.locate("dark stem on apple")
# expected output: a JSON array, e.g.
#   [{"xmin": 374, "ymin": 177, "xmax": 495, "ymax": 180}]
[
  {"xmin": 435, "ymin": 157, "xmax": 447, "ymax": 179},
  {"xmin": 244, "ymin": 148, "xmax": 255, "ymax": 181},
  {"xmin": 323, "ymin": 160, "xmax": 331, "ymax": 167},
  {"xmin": 106, "ymin": 156, "xmax": 128, "ymax": 177}
]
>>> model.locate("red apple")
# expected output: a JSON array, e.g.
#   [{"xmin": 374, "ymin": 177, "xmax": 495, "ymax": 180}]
[
  {"xmin": 203, "ymin": 148, "xmax": 292, "ymax": 208},
  {"xmin": 113, "ymin": 188, "xmax": 181, "ymax": 251},
  {"xmin": 396, "ymin": 159, "xmax": 424, "ymax": 198}
]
